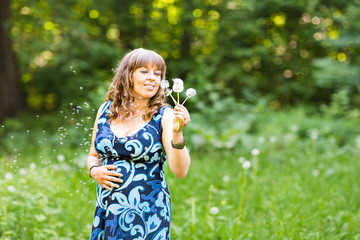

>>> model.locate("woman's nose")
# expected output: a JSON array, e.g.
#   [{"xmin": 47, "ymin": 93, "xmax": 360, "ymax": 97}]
[{"xmin": 147, "ymin": 71, "xmax": 156, "ymax": 80}]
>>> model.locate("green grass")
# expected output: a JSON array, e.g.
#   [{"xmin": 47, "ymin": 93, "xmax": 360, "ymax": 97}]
[{"xmin": 1, "ymin": 107, "xmax": 360, "ymax": 239}]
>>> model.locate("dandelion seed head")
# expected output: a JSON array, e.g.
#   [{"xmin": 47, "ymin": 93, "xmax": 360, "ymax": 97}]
[
  {"xmin": 5, "ymin": 173, "xmax": 13, "ymax": 180},
  {"xmin": 258, "ymin": 137, "xmax": 265, "ymax": 143},
  {"xmin": 242, "ymin": 161, "xmax": 251, "ymax": 169},
  {"xmin": 312, "ymin": 169, "xmax": 319, "ymax": 177},
  {"xmin": 30, "ymin": 162, "xmax": 36, "ymax": 170},
  {"xmin": 222, "ymin": 175, "xmax": 230, "ymax": 182},
  {"xmin": 172, "ymin": 78, "xmax": 184, "ymax": 92},
  {"xmin": 311, "ymin": 130, "xmax": 319, "ymax": 140},
  {"xmin": 238, "ymin": 157, "xmax": 246, "ymax": 163},
  {"xmin": 160, "ymin": 80, "xmax": 170, "ymax": 89},
  {"xmin": 186, "ymin": 88, "xmax": 196, "ymax": 98},
  {"xmin": 7, "ymin": 185, "xmax": 16, "ymax": 193},
  {"xmin": 172, "ymin": 84, "xmax": 184, "ymax": 93},
  {"xmin": 57, "ymin": 154, "xmax": 65, "ymax": 162},
  {"xmin": 172, "ymin": 78, "xmax": 183, "ymax": 86},
  {"xmin": 251, "ymin": 148, "xmax": 260, "ymax": 156},
  {"xmin": 210, "ymin": 206, "xmax": 219, "ymax": 215}
]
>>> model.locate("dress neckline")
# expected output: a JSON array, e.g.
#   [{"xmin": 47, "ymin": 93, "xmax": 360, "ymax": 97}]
[{"xmin": 109, "ymin": 119, "xmax": 153, "ymax": 139}]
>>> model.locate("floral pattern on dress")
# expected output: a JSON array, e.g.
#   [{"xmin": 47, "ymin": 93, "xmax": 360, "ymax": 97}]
[{"xmin": 90, "ymin": 101, "xmax": 171, "ymax": 240}]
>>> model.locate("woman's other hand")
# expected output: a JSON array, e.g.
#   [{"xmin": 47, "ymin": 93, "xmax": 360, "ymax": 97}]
[{"xmin": 90, "ymin": 165, "xmax": 123, "ymax": 191}]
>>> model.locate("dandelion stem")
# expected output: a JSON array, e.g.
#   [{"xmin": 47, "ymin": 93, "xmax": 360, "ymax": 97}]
[
  {"xmin": 181, "ymin": 96, "xmax": 189, "ymax": 105},
  {"xmin": 176, "ymin": 91, "xmax": 181, "ymax": 131},
  {"xmin": 177, "ymin": 119, "xmax": 181, "ymax": 131},
  {"xmin": 166, "ymin": 89, "xmax": 178, "ymax": 105}
]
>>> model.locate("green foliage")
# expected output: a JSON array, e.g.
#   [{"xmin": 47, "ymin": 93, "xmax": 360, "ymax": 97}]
[
  {"xmin": 4, "ymin": 1, "xmax": 360, "ymax": 238},
  {"xmin": 186, "ymin": 89, "xmax": 257, "ymax": 150},
  {"xmin": 1, "ymin": 107, "xmax": 360, "ymax": 239},
  {"xmin": 7, "ymin": 0, "xmax": 360, "ymax": 115}
]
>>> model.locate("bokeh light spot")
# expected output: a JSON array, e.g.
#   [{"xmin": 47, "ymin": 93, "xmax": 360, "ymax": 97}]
[{"xmin": 89, "ymin": 10, "xmax": 100, "ymax": 19}]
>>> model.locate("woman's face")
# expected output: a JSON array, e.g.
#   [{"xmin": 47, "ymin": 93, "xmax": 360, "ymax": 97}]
[{"xmin": 131, "ymin": 66, "xmax": 162, "ymax": 100}]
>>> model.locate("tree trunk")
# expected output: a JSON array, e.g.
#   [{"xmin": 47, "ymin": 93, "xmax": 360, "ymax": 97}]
[{"xmin": 0, "ymin": 0, "xmax": 25, "ymax": 121}]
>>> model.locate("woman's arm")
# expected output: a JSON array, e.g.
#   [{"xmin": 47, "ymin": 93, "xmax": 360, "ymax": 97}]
[
  {"xmin": 162, "ymin": 105, "xmax": 191, "ymax": 178},
  {"xmin": 87, "ymin": 103, "xmax": 123, "ymax": 190}
]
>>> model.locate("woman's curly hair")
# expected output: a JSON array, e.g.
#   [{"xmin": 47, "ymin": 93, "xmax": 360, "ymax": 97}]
[{"xmin": 105, "ymin": 48, "xmax": 167, "ymax": 122}]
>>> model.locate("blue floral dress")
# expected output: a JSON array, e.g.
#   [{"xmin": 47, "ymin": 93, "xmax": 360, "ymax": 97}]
[{"xmin": 90, "ymin": 101, "xmax": 171, "ymax": 240}]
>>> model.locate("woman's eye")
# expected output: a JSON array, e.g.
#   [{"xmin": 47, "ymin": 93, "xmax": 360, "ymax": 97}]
[
  {"xmin": 141, "ymin": 70, "xmax": 148, "ymax": 74},
  {"xmin": 155, "ymin": 72, "xmax": 161, "ymax": 76}
]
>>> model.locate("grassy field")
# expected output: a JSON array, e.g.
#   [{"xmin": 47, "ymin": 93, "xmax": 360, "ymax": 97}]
[{"xmin": 1, "ymin": 107, "xmax": 360, "ymax": 239}]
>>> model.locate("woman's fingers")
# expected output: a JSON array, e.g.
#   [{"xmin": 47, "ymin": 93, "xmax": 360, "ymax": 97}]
[
  {"xmin": 105, "ymin": 180, "xmax": 119, "ymax": 189},
  {"xmin": 104, "ymin": 165, "xmax": 118, "ymax": 170},
  {"xmin": 104, "ymin": 164, "xmax": 122, "ymax": 178},
  {"xmin": 93, "ymin": 165, "xmax": 124, "ymax": 190},
  {"xmin": 106, "ymin": 175, "xmax": 123, "ymax": 183},
  {"xmin": 107, "ymin": 169, "xmax": 123, "ymax": 178},
  {"xmin": 174, "ymin": 105, "xmax": 190, "ymax": 124},
  {"xmin": 101, "ymin": 179, "xmax": 121, "ymax": 191},
  {"xmin": 101, "ymin": 182, "xmax": 115, "ymax": 191}
]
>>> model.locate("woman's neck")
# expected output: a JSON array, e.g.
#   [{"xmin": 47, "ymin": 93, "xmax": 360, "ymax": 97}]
[{"xmin": 130, "ymin": 97, "xmax": 150, "ymax": 112}]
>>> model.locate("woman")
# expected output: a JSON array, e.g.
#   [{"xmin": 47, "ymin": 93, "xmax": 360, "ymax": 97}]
[{"xmin": 87, "ymin": 48, "xmax": 191, "ymax": 239}]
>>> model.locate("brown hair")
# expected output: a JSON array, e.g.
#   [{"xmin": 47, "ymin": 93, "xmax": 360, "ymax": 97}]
[{"xmin": 105, "ymin": 48, "xmax": 167, "ymax": 122}]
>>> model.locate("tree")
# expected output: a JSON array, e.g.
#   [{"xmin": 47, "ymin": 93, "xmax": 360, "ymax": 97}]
[{"xmin": 0, "ymin": 0, "xmax": 25, "ymax": 121}]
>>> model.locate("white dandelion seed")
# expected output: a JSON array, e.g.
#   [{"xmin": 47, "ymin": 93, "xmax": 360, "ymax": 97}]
[
  {"xmin": 172, "ymin": 78, "xmax": 183, "ymax": 86},
  {"xmin": 242, "ymin": 161, "xmax": 251, "ymax": 169},
  {"xmin": 209, "ymin": 206, "xmax": 219, "ymax": 215},
  {"xmin": 181, "ymin": 88, "xmax": 197, "ymax": 105},
  {"xmin": 186, "ymin": 88, "xmax": 196, "ymax": 98},
  {"xmin": 172, "ymin": 84, "xmax": 184, "ymax": 93},
  {"xmin": 7, "ymin": 185, "xmax": 16, "ymax": 193},
  {"xmin": 251, "ymin": 148, "xmax": 260, "ymax": 157},
  {"xmin": 238, "ymin": 157, "xmax": 246, "ymax": 163},
  {"xmin": 222, "ymin": 175, "xmax": 230, "ymax": 183},
  {"xmin": 172, "ymin": 78, "xmax": 184, "ymax": 93},
  {"xmin": 19, "ymin": 168, "xmax": 26, "ymax": 175},
  {"xmin": 311, "ymin": 130, "xmax": 319, "ymax": 140},
  {"xmin": 258, "ymin": 137, "xmax": 265, "ymax": 143},
  {"xmin": 160, "ymin": 80, "xmax": 170, "ymax": 89},
  {"xmin": 30, "ymin": 162, "xmax": 36, "ymax": 170},
  {"xmin": 57, "ymin": 154, "xmax": 65, "ymax": 162},
  {"xmin": 5, "ymin": 173, "xmax": 13, "ymax": 180}
]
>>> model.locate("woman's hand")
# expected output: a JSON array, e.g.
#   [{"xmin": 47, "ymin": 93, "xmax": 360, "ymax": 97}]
[
  {"xmin": 173, "ymin": 105, "xmax": 191, "ymax": 132},
  {"xmin": 91, "ymin": 165, "xmax": 123, "ymax": 191}
]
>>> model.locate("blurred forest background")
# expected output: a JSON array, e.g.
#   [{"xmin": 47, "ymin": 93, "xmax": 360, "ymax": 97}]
[{"xmin": 1, "ymin": 0, "xmax": 360, "ymax": 239}]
